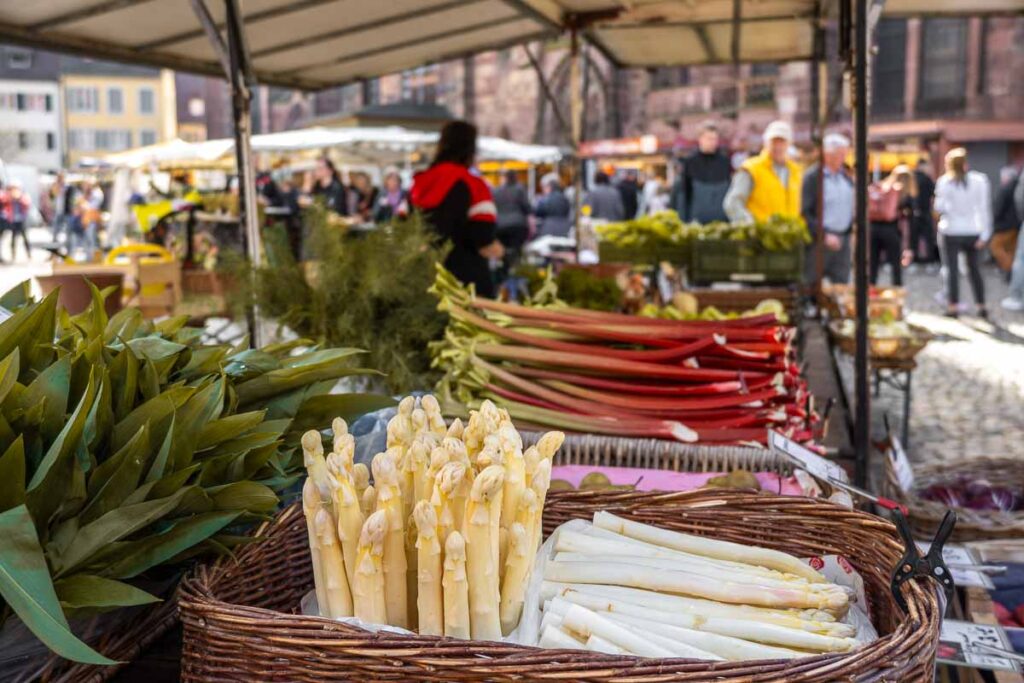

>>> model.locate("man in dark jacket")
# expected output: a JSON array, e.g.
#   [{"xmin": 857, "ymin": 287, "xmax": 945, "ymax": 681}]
[
  {"xmin": 680, "ymin": 121, "xmax": 731, "ymax": 223},
  {"xmin": 991, "ymin": 166, "xmax": 1021, "ymax": 275},
  {"xmin": 586, "ymin": 172, "xmax": 626, "ymax": 221},
  {"xmin": 912, "ymin": 159, "xmax": 939, "ymax": 265},
  {"xmin": 493, "ymin": 170, "xmax": 531, "ymax": 279},
  {"xmin": 802, "ymin": 133, "xmax": 854, "ymax": 285},
  {"xmin": 534, "ymin": 173, "xmax": 572, "ymax": 238},
  {"xmin": 616, "ymin": 170, "xmax": 639, "ymax": 219}
]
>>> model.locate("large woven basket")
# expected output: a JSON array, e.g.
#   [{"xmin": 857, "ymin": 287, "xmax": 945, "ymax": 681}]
[
  {"xmin": 829, "ymin": 321, "xmax": 932, "ymax": 362},
  {"xmin": 883, "ymin": 454, "xmax": 1024, "ymax": 542},
  {"xmin": 179, "ymin": 490, "xmax": 942, "ymax": 682},
  {"xmin": 521, "ymin": 431, "xmax": 785, "ymax": 473}
]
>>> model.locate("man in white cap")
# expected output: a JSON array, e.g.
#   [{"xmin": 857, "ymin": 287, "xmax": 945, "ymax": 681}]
[
  {"xmin": 802, "ymin": 132, "xmax": 854, "ymax": 284},
  {"xmin": 723, "ymin": 119, "xmax": 803, "ymax": 225}
]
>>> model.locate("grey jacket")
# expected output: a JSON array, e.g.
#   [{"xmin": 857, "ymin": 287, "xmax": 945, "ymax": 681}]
[{"xmin": 586, "ymin": 185, "xmax": 626, "ymax": 221}]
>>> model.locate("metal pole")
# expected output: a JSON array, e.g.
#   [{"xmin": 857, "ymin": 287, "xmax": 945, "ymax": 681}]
[
  {"xmin": 570, "ymin": 28, "xmax": 584, "ymax": 255},
  {"xmin": 853, "ymin": 0, "xmax": 870, "ymax": 488},
  {"xmin": 224, "ymin": 0, "xmax": 262, "ymax": 347},
  {"xmin": 810, "ymin": 22, "xmax": 825, "ymax": 299}
]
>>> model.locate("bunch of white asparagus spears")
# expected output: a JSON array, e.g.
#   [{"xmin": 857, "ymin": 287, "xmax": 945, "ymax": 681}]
[
  {"xmin": 538, "ymin": 511, "xmax": 862, "ymax": 660},
  {"xmin": 301, "ymin": 396, "xmax": 564, "ymax": 640}
]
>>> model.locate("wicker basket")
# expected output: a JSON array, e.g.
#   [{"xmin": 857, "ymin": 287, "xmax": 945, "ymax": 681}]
[
  {"xmin": 179, "ymin": 491, "xmax": 942, "ymax": 682},
  {"xmin": 829, "ymin": 321, "xmax": 933, "ymax": 362},
  {"xmin": 522, "ymin": 431, "xmax": 784, "ymax": 473},
  {"xmin": 883, "ymin": 455, "xmax": 1024, "ymax": 542}
]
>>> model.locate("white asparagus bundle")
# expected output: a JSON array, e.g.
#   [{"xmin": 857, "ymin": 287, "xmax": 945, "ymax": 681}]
[
  {"xmin": 443, "ymin": 531, "xmax": 470, "ymax": 639},
  {"xmin": 372, "ymin": 453, "xmax": 409, "ymax": 629},
  {"xmin": 302, "ymin": 431, "xmax": 334, "ymax": 520},
  {"xmin": 361, "ymin": 484, "xmax": 377, "ymax": 518},
  {"xmin": 315, "ymin": 508, "xmax": 353, "ymax": 618},
  {"xmin": 352, "ymin": 462, "xmax": 370, "ymax": 499},
  {"xmin": 557, "ymin": 588, "xmax": 856, "ymax": 652},
  {"xmin": 420, "ymin": 394, "xmax": 448, "ymax": 437},
  {"xmin": 409, "ymin": 441, "xmax": 432, "ymax": 505},
  {"xmin": 552, "ymin": 552, "xmax": 849, "ymax": 602},
  {"xmin": 446, "ymin": 417, "xmax": 464, "ymax": 440},
  {"xmin": 464, "ymin": 465, "xmax": 505, "ymax": 641},
  {"xmin": 545, "ymin": 560, "xmax": 844, "ymax": 611},
  {"xmin": 434, "ymin": 461, "xmax": 469, "ymax": 541},
  {"xmin": 586, "ymin": 634, "xmax": 629, "ymax": 655},
  {"xmin": 594, "ymin": 511, "xmax": 827, "ymax": 584},
  {"xmin": 538, "ymin": 625, "xmax": 585, "ymax": 651},
  {"xmin": 542, "ymin": 582, "xmax": 852, "ymax": 637},
  {"xmin": 386, "ymin": 396, "xmax": 416, "ymax": 449},
  {"xmin": 302, "ymin": 478, "xmax": 329, "ymax": 614},
  {"xmin": 534, "ymin": 431, "xmax": 565, "ymax": 461},
  {"xmin": 498, "ymin": 527, "xmax": 509, "ymax": 581},
  {"xmin": 498, "ymin": 522, "xmax": 531, "ymax": 635},
  {"xmin": 557, "ymin": 604, "xmax": 679, "ymax": 658},
  {"xmin": 499, "ymin": 423, "xmax": 526, "ymax": 536},
  {"xmin": 414, "ymin": 501, "xmax": 444, "ymax": 636},
  {"xmin": 330, "ymin": 466, "xmax": 364, "ymax": 589},
  {"xmin": 528, "ymin": 459, "xmax": 552, "ymax": 554},
  {"xmin": 353, "ymin": 510, "xmax": 388, "ymax": 624}
]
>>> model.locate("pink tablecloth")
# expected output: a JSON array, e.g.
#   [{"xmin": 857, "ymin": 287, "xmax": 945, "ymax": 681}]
[{"xmin": 551, "ymin": 465, "xmax": 805, "ymax": 496}]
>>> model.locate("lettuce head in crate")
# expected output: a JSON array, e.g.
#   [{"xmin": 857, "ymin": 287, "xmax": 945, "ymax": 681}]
[{"xmin": 0, "ymin": 283, "xmax": 393, "ymax": 664}]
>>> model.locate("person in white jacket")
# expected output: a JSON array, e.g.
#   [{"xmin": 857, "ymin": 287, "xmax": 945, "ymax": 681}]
[{"xmin": 934, "ymin": 147, "xmax": 991, "ymax": 318}]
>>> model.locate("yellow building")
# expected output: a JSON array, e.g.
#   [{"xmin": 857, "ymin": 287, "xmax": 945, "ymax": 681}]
[{"xmin": 62, "ymin": 67, "xmax": 176, "ymax": 167}]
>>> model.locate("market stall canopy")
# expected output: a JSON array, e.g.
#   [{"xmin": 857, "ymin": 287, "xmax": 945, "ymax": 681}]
[
  {"xmin": 3, "ymin": 1, "xmax": 1020, "ymax": 91},
  {"xmin": 102, "ymin": 138, "xmax": 235, "ymax": 169}
]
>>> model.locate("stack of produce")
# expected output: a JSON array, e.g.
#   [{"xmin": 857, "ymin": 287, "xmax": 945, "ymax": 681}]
[
  {"xmin": 639, "ymin": 292, "xmax": 789, "ymax": 323},
  {"xmin": 431, "ymin": 267, "xmax": 813, "ymax": 445},
  {"xmin": 596, "ymin": 212, "xmax": 810, "ymax": 256},
  {"xmin": 538, "ymin": 512, "xmax": 859, "ymax": 659},
  {"xmin": 301, "ymin": 396, "xmax": 565, "ymax": 640}
]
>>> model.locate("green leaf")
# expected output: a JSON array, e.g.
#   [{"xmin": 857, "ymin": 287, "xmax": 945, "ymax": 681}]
[
  {"xmin": 223, "ymin": 349, "xmax": 280, "ymax": 380},
  {"xmin": 0, "ymin": 348, "xmax": 20, "ymax": 406},
  {"xmin": 104, "ymin": 306, "xmax": 144, "ymax": 343},
  {"xmin": 124, "ymin": 337, "xmax": 187, "ymax": 362},
  {"xmin": 26, "ymin": 371, "xmax": 99, "ymax": 537},
  {"xmin": 176, "ymin": 346, "xmax": 229, "ymax": 381},
  {"xmin": 0, "ymin": 280, "xmax": 32, "ymax": 310},
  {"xmin": 149, "ymin": 462, "xmax": 201, "ymax": 499},
  {"xmin": 101, "ymin": 511, "xmax": 241, "ymax": 579},
  {"xmin": 139, "ymin": 359, "xmax": 160, "ymax": 400},
  {"xmin": 55, "ymin": 574, "xmax": 160, "ymax": 610},
  {"xmin": 143, "ymin": 414, "xmax": 175, "ymax": 484},
  {"xmin": 53, "ymin": 485, "xmax": 197, "ymax": 577},
  {"xmin": 0, "ymin": 505, "xmax": 116, "ymax": 665},
  {"xmin": 288, "ymin": 393, "xmax": 396, "ymax": 435},
  {"xmin": 109, "ymin": 345, "xmax": 140, "ymax": 421},
  {"xmin": 154, "ymin": 315, "xmax": 191, "ymax": 337},
  {"xmin": 196, "ymin": 410, "xmax": 267, "ymax": 451},
  {"xmin": 80, "ymin": 425, "xmax": 149, "ymax": 524},
  {"xmin": 259, "ymin": 338, "xmax": 314, "ymax": 358},
  {"xmin": 0, "ymin": 436, "xmax": 26, "ymax": 512},
  {"xmin": 0, "ymin": 292, "xmax": 57, "ymax": 376},
  {"xmin": 168, "ymin": 378, "xmax": 224, "ymax": 472},
  {"xmin": 206, "ymin": 481, "xmax": 278, "ymax": 513},
  {"xmin": 18, "ymin": 355, "xmax": 71, "ymax": 443},
  {"xmin": 112, "ymin": 386, "xmax": 193, "ymax": 452},
  {"xmin": 279, "ymin": 347, "xmax": 364, "ymax": 369}
]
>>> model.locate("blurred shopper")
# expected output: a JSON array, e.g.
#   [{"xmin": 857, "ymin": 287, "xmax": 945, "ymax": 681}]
[
  {"xmin": 616, "ymin": 170, "xmax": 640, "ymax": 219},
  {"xmin": 935, "ymin": 148, "xmax": 991, "ymax": 318},
  {"xmin": 3, "ymin": 180, "xmax": 33, "ymax": 261},
  {"xmin": 493, "ymin": 170, "xmax": 531, "ymax": 257},
  {"xmin": 1001, "ymin": 171, "xmax": 1024, "ymax": 311},
  {"xmin": 990, "ymin": 166, "xmax": 1021, "ymax": 275},
  {"xmin": 802, "ymin": 133, "xmax": 854, "ymax": 284},
  {"xmin": 586, "ymin": 172, "xmax": 625, "ymax": 221},
  {"xmin": 680, "ymin": 121, "xmax": 731, "ymax": 223},
  {"xmin": 724, "ymin": 120, "xmax": 802, "ymax": 224},
  {"xmin": 410, "ymin": 120, "xmax": 503, "ymax": 297},
  {"xmin": 50, "ymin": 172, "xmax": 75, "ymax": 243},
  {"xmin": 533, "ymin": 173, "xmax": 572, "ymax": 238},
  {"xmin": 374, "ymin": 169, "xmax": 408, "ymax": 223},
  {"xmin": 868, "ymin": 165, "xmax": 916, "ymax": 286},
  {"xmin": 350, "ymin": 172, "xmax": 378, "ymax": 222},
  {"xmin": 310, "ymin": 156, "xmax": 348, "ymax": 215},
  {"xmin": 912, "ymin": 159, "xmax": 939, "ymax": 267}
]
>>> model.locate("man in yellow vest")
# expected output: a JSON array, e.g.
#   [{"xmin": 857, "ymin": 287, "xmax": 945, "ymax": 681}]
[{"xmin": 723, "ymin": 120, "xmax": 803, "ymax": 223}]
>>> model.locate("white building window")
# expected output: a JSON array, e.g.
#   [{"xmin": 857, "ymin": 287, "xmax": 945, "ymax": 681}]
[
  {"xmin": 140, "ymin": 129, "xmax": 157, "ymax": 146},
  {"xmin": 108, "ymin": 87, "xmax": 124, "ymax": 114},
  {"xmin": 138, "ymin": 87, "xmax": 155, "ymax": 114},
  {"xmin": 68, "ymin": 128, "xmax": 97, "ymax": 151},
  {"xmin": 0, "ymin": 93, "xmax": 15, "ymax": 110},
  {"xmin": 96, "ymin": 129, "xmax": 132, "ymax": 150},
  {"xmin": 67, "ymin": 86, "xmax": 100, "ymax": 113},
  {"xmin": 16, "ymin": 93, "xmax": 50, "ymax": 112},
  {"xmin": 6, "ymin": 49, "xmax": 32, "ymax": 70},
  {"xmin": 16, "ymin": 130, "xmax": 51, "ymax": 151}
]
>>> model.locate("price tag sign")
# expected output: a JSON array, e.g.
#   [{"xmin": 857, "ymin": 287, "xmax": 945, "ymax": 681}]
[
  {"xmin": 768, "ymin": 430, "xmax": 848, "ymax": 484},
  {"xmin": 888, "ymin": 433, "xmax": 914, "ymax": 492},
  {"xmin": 916, "ymin": 543, "xmax": 993, "ymax": 589},
  {"xmin": 938, "ymin": 620, "xmax": 1021, "ymax": 672}
]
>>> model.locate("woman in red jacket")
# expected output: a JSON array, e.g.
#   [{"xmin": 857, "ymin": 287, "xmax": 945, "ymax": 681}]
[{"xmin": 411, "ymin": 120, "xmax": 504, "ymax": 297}]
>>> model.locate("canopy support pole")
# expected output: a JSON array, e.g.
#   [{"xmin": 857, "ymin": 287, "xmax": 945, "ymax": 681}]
[
  {"xmin": 569, "ymin": 26, "xmax": 585, "ymax": 258},
  {"xmin": 852, "ymin": 0, "xmax": 870, "ymax": 488},
  {"xmin": 811, "ymin": 15, "xmax": 826, "ymax": 299},
  {"xmin": 193, "ymin": 0, "xmax": 263, "ymax": 347}
]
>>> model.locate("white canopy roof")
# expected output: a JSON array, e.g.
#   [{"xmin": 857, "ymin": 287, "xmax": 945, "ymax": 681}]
[
  {"xmin": 2, "ymin": 1, "xmax": 1019, "ymax": 90},
  {"xmin": 103, "ymin": 127, "xmax": 563, "ymax": 168}
]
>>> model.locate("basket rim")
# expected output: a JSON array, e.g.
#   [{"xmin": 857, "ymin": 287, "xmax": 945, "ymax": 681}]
[{"xmin": 179, "ymin": 491, "xmax": 941, "ymax": 681}]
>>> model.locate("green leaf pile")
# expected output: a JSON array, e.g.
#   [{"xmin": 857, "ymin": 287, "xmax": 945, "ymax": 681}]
[
  {"xmin": 0, "ymin": 285, "xmax": 395, "ymax": 664},
  {"xmin": 596, "ymin": 212, "xmax": 811, "ymax": 253}
]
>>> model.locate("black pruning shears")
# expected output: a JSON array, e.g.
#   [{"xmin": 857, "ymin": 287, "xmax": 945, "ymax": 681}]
[{"xmin": 890, "ymin": 508, "xmax": 957, "ymax": 614}]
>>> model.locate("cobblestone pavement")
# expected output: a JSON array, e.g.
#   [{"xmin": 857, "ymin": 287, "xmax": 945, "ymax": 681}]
[{"xmin": 837, "ymin": 262, "xmax": 1024, "ymax": 466}]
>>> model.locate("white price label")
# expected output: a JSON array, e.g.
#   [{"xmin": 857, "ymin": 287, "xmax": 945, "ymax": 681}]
[
  {"xmin": 767, "ymin": 430, "xmax": 848, "ymax": 484},
  {"xmin": 888, "ymin": 433, "xmax": 914, "ymax": 492},
  {"xmin": 939, "ymin": 620, "xmax": 1021, "ymax": 672}
]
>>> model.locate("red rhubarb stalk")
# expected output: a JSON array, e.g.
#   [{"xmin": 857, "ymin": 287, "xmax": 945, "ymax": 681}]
[
  {"xmin": 484, "ymin": 397, "xmax": 697, "ymax": 442},
  {"xmin": 511, "ymin": 366, "xmax": 746, "ymax": 396},
  {"xmin": 539, "ymin": 380, "xmax": 785, "ymax": 412}
]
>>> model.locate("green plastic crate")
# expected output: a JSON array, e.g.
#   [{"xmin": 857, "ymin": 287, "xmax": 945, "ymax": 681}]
[
  {"xmin": 688, "ymin": 240, "xmax": 804, "ymax": 285},
  {"xmin": 598, "ymin": 241, "xmax": 691, "ymax": 266}
]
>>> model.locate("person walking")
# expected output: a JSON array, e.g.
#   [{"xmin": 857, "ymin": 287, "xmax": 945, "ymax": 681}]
[
  {"xmin": 493, "ymin": 170, "xmax": 532, "ymax": 279},
  {"xmin": 616, "ymin": 170, "xmax": 640, "ymax": 219},
  {"xmin": 4, "ymin": 180, "xmax": 32, "ymax": 261},
  {"xmin": 934, "ymin": 148, "xmax": 991, "ymax": 318},
  {"xmin": 680, "ymin": 121, "xmax": 731, "ymax": 223},
  {"xmin": 1001, "ymin": 170, "xmax": 1024, "ymax": 311},
  {"xmin": 533, "ymin": 173, "xmax": 572, "ymax": 238},
  {"xmin": 309, "ymin": 156, "xmax": 348, "ymax": 215},
  {"xmin": 723, "ymin": 120, "xmax": 803, "ymax": 224},
  {"xmin": 868, "ymin": 165, "xmax": 916, "ymax": 286},
  {"xmin": 802, "ymin": 133, "xmax": 854, "ymax": 284},
  {"xmin": 585, "ymin": 172, "xmax": 626, "ymax": 222},
  {"xmin": 410, "ymin": 119, "xmax": 503, "ymax": 298},
  {"xmin": 912, "ymin": 159, "xmax": 939, "ymax": 268},
  {"xmin": 990, "ymin": 166, "xmax": 1020, "ymax": 276},
  {"xmin": 373, "ymin": 169, "xmax": 408, "ymax": 223}
]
